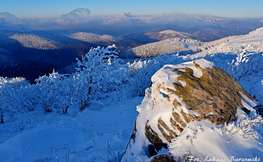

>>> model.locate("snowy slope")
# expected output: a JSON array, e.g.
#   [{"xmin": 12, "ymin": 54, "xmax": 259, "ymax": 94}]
[
  {"xmin": 67, "ymin": 32, "xmax": 122, "ymax": 44},
  {"xmin": 169, "ymin": 114, "xmax": 263, "ymax": 161},
  {"xmin": 192, "ymin": 27, "xmax": 263, "ymax": 58},
  {"xmin": 0, "ymin": 97, "xmax": 142, "ymax": 162},
  {"xmin": 121, "ymin": 26, "xmax": 263, "ymax": 59},
  {"xmin": 145, "ymin": 30, "xmax": 195, "ymax": 41},
  {"xmin": 120, "ymin": 37, "xmax": 202, "ymax": 58}
]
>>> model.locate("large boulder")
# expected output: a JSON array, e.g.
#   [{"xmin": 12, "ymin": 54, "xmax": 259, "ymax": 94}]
[{"xmin": 121, "ymin": 59, "xmax": 256, "ymax": 161}]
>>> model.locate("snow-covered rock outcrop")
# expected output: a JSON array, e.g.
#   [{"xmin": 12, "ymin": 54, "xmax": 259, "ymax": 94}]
[{"xmin": 121, "ymin": 59, "xmax": 261, "ymax": 161}]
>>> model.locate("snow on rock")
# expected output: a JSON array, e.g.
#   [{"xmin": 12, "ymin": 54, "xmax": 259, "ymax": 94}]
[{"xmin": 121, "ymin": 59, "xmax": 259, "ymax": 161}]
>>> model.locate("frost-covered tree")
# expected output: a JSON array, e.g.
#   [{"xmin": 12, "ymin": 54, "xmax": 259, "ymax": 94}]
[
  {"xmin": 35, "ymin": 70, "xmax": 74, "ymax": 114},
  {"xmin": 75, "ymin": 45, "xmax": 119, "ymax": 110},
  {"xmin": 0, "ymin": 77, "xmax": 30, "ymax": 123}
]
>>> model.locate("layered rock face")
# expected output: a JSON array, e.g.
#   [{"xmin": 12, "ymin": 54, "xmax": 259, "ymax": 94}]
[{"xmin": 121, "ymin": 59, "xmax": 256, "ymax": 162}]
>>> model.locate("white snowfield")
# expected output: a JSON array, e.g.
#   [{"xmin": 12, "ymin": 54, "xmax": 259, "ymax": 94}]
[{"xmin": 0, "ymin": 97, "xmax": 143, "ymax": 162}]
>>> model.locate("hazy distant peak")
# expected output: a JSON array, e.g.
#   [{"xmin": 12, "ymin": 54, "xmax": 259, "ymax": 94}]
[
  {"xmin": 0, "ymin": 25, "xmax": 16, "ymax": 31},
  {"xmin": 10, "ymin": 34, "xmax": 58, "ymax": 49},
  {"xmin": 145, "ymin": 30, "xmax": 194, "ymax": 41},
  {"xmin": 67, "ymin": 32, "xmax": 122, "ymax": 43},
  {"xmin": 159, "ymin": 30, "xmax": 192, "ymax": 37},
  {"xmin": 159, "ymin": 30, "xmax": 184, "ymax": 35},
  {"xmin": 0, "ymin": 25, "xmax": 32, "ymax": 32}
]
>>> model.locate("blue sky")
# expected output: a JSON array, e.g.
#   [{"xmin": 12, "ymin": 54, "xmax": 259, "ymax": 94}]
[{"xmin": 1, "ymin": 0, "xmax": 263, "ymax": 18}]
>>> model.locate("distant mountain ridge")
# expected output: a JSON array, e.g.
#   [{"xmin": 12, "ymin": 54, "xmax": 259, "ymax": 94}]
[
  {"xmin": 120, "ymin": 37, "xmax": 202, "ymax": 58},
  {"xmin": 121, "ymin": 26, "xmax": 263, "ymax": 59},
  {"xmin": 145, "ymin": 30, "xmax": 194, "ymax": 40},
  {"xmin": 1, "ymin": 23, "xmax": 263, "ymax": 82},
  {"xmin": 122, "ymin": 30, "xmax": 195, "ymax": 44},
  {"xmin": 0, "ymin": 28, "xmax": 141, "ymax": 82}
]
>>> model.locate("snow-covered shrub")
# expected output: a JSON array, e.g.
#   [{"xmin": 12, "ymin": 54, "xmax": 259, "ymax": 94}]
[
  {"xmin": 75, "ymin": 45, "xmax": 121, "ymax": 109},
  {"xmin": 34, "ymin": 70, "xmax": 80, "ymax": 114},
  {"xmin": 0, "ymin": 77, "xmax": 30, "ymax": 123},
  {"xmin": 126, "ymin": 53, "xmax": 185, "ymax": 97},
  {"xmin": 127, "ymin": 60, "xmax": 154, "ymax": 97},
  {"xmin": 200, "ymin": 51, "xmax": 263, "ymax": 81},
  {"xmin": 35, "ymin": 71, "xmax": 64, "ymax": 113},
  {"xmin": 0, "ymin": 45, "xmax": 187, "ymax": 121}
]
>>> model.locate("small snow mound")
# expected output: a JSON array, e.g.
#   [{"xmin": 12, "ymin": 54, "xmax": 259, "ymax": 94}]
[{"xmin": 193, "ymin": 58, "xmax": 214, "ymax": 69}]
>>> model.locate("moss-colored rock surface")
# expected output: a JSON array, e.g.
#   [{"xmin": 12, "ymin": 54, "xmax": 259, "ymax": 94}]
[
  {"xmin": 151, "ymin": 154, "xmax": 176, "ymax": 162},
  {"xmin": 145, "ymin": 61, "xmax": 255, "ymax": 149},
  {"xmin": 172, "ymin": 63, "xmax": 253, "ymax": 125}
]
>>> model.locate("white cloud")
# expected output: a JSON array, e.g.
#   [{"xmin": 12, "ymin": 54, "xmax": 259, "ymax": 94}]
[
  {"xmin": 0, "ymin": 12, "xmax": 20, "ymax": 25},
  {"xmin": 0, "ymin": 9, "xmax": 261, "ymax": 38},
  {"xmin": 60, "ymin": 8, "xmax": 90, "ymax": 20}
]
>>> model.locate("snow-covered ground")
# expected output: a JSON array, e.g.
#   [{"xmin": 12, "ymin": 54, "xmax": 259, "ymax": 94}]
[
  {"xmin": 169, "ymin": 114, "xmax": 263, "ymax": 161},
  {"xmin": 0, "ymin": 96, "xmax": 142, "ymax": 162}
]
